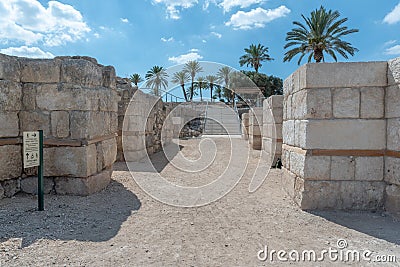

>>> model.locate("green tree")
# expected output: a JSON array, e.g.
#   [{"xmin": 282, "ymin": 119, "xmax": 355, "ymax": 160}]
[
  {"xmin": 241, "ymin": 71, "xmax": 283, "ymax": 97},
  {"xmin": 284, "ymin": 6, "xmax": 359, "ymax": 64},
  {"xmin": 195, "ymin": 76, "xmax": 207, "ymax": 101},
  {"xmin": 206, "ymin": 75, "xmax": 218, "ymax": 102},
  {"xmin": 145, "ymin": 66, "xmax": 168, "ymax": 96},
  {"xmin": 183, "ymin": 61, "xmax": 203, "ymax": 101},
  {"xmin": 239, "ymin": 43, "xmax": 274, "ymax": 73},
  {"xmin": 171, "ymin": 71, "xmax": 190, "ymax": 101},
  {"xmin": 129, "ymin": 73, "xmax": 143, "ymax": 86},
  {"xmin": 217, "ymin": 66, "xmax": 233, "ymax": 103}
]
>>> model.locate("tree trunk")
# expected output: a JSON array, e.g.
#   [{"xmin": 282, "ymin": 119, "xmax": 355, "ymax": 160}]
[
  {"xmin": 181, "ymin": 85, "xmax": 188, "ymax": 101},
  {"xmin": 314, "ymin": 49, "xmax": 323, "ymax": 63},
  {"xmin": 210, "ymin": 85, "xmax": 213, "ymax": 102}
]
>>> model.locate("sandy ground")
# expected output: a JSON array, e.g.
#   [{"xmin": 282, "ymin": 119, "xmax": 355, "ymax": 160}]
[{"xmin": 0, "ymin": 138, "xmax": 399, "ymax": 266}]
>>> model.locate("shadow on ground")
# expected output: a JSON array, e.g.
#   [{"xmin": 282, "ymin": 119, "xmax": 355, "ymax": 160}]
[
  {"xmin": 0, "ymin": 179, "xmax": 141, "ymax": 248},
  {"xmin": 310, "ymin": 210, "xmax": 400, "ymax": 245}
]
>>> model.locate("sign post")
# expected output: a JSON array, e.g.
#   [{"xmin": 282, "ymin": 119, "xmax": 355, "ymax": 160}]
[{"xmin": 23, "ymin": 130, "xmax": 44, "ymax": 211}]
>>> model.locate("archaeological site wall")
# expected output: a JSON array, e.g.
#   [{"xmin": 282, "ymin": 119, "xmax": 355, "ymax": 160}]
[{"xmin": 248, "ymin": 107, "xmax": 262, "ymax": 150}]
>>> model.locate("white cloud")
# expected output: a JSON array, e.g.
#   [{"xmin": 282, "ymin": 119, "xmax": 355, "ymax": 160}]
[
  {"xmin": 219, "ymin": 0, "xmax": 264, "ymax": 12},
  {"xmin": 189, "ymin": 48, "xmax": 199, "ymax": 52},
  {"xmin": 384, "ymin": 40, "xmax": 397, "ymax": 47},
  {"xmin": 161, "ymin": 37, "xmax": 174, "ymax": 42},
  {"xmin": 385, "ymin": 45, "xmax": 400, "ymax": 55},
  {"xmin": 120, "ymin": 18, "xmax": 129, "ymax": 23},
  {"xmin": 211, "ymin": 31, "xmax": 222, "ymax": 38},
  {"xmin": 0, "ymin": 46, "xmax": 54, "ymax": 58},
  {"xmin": 383, "ymin": 2, "xmax": 400, "ymax": 24},
  {"xmin": 153, "ymin": 0, "xmax": 198, "ymax": 19},
  {"xmin": 0, "ymin": 0, "xmax": 90, "ymax": 47},
  {"xmin": 202, "ymin": 39, "xmax": 207, "ymax": 43},
  {"xmin": 226, "ymin": 6, "xmax": 290, "ymax": 30},
  {"xmin": 168, "ymin": 52, "xmax": 203, "ymax": 64}
]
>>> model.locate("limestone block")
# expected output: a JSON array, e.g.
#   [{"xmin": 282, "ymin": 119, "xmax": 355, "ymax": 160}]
[
  {"xmin": 55, "ymin": 169, "xmax": 111, "ymax": 196},
  {"xmin": 301, "ymin": 180, "xmax": 340, "ymax": 209},
  {"xmin": 0, "ymin": 54, "xmax": 20, "ymax": 82},
  {"xmin": 283, "ymin": 73, "xmax": 294, "ymax": 96},
  {"xmin": 36, "ymin": 84, "xmax": 98, "ymax": 111},
  {"xmin": 124, "ymin": 149, "xmax": 148, "ymax": 162},
  {"xmin": 110, "ymin": 112, "xmax": 118, "ymax": 134},
  {"xmin": 385, "ymin": 184, "xmax": 400, "ymax": 215},
  {"xmin": 293, "ymin": 176, "xmax": 305, "ymax": 206},
  {"xmin": 0, "ymin": 145, "xmax": 22, "ymax": 181},
  {"xmin": 0, "ymin": 184, "xmax": 3, "ymax": 199},
  {"xmin": 20, "ymin": 59, "xmax": 60, "ymax": 83},
  {"xmin": 102, "ymin": 66, "xmax": 116, "ymax": 89},
  {"xmin": 282, "ymin": 120, "xmax": 295, "ymax": 146},
  {"xmin": 387, "ymin": 118, "xmax": 400, "ymax": 151},
  {"xmin": 360, "ymin": 87, "xmax": 384, "ymax": 119},
  {"xmin": 355, "ymin": 157, "xmax": 384, "ymax": 181},
  {"xmin": 291, "ymin": 90, "xmax": 307, "ymax": 119},
  {"xmin": 289, "ymin": 151, "xmax": 305, "ymax": 177},
  {"xmin": 70, "ymin": 111, "xmax": 111, "ymax": 139},
  {"xmin": 294, "ymin": 120, "xmax": 307, "ymax": 148},
  {"xmin": 101, "ymin": 138, "xmax": 117, "ymax": 168},
  {"xmin": 304, "ymin": 119, "xmax": 386, "ymax": 150},
  {"xmin": 2, "ymin": 179, "xmax": 20, "ymax": 197},
  {"xmin": 303, "ymin": 155, "xmax": 330, "ymax": 180},
  {"xmin": 282, "ymin": 149, "xmax": 290, "ymax": 169},
  {"xmin": 332, "ymin": 88, "xmax": 360, "ymax": 118},
  {"xmin": 303, "ymin": 61, "xmax": 388, "ymax": 88},
  {"xmin": 20, "ymin": 111, "xmax": 50, "ymax": 137},
  {"xmin": 251, "ymin": 136, "xmax": 262, "ymax": 150},
  {"xmin": 51, "ymin": 111, "xmax": 69, "ymax": 138},
  {"xmin": 385, "ymin": 85, "xmax": 400, "ymax": 118},
  {"xmin": 305, "ymin": 88, "xmax": 332, "ymax": 119},
  {"xmin": 331, "ymin": 156, "xmax": 355, "ymax": 181},
  {"xmin": 275, "ymin": 123, "xmax": 282, "ymax": 139},
  {"xmin": 0, "ymin": 81, "xmax": 22, "ymax": 111},
  {"xmin": 281, "ymin": 167, "xmax": 296, "ymax": 197},
  {"xmin": 20, "ymin": 177, "xmax": 54, "ymax": 194},
  {"xmin": 44, "ymin": 145, "xmax": 97, "ymax": 178},
  {"xmin": 338, "ymin": 181, "xmax": 384, "ymax": 210},
  {"xmin": 388, "ymin": 57, "xmax": 400, "ymax": 85},
  {"xmin": 123, "ymin": 134, "xmax": 146, "ymax": 152},
  {"xmin": 283, "ymin": 95, "xmax": 288, "ymax": 121},
  {"xmin": 385, "ymin": 157, "xmax": 400, "ymax": 186},
  {"xmin": 123, "ymin": 115, "xmax": 146, "ymax": 132},
  {"xmin": 0, "ymin": 112, "xmax": 19, "ymax": 137},
  {"xmin": 251, "ymin": 125, "xmax": 261, "ymax": 136},
  {"xmin": 286, "ymin": 94, "xmax": 293, "ymax": 120},
  {"xmin": 22, "ymin": 83, "xmax": 37, "ymax": 110},
  {"xmin": 98, "ymin": 89, "xmax": 119, "ymax": 112},
  {"xmin": 60, "ymin": 58, "xmax": 103, "ymax": 87},
  {"xmin": 268, "ymin": 95, "xmax": 283, "ymax": 108}
]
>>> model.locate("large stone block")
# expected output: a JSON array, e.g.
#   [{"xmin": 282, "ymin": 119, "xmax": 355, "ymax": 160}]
[
  {"xmin": 0, "ymin": 184, "xmax": 4, "ymax": 199},
  {"xmin": 281, "ymin": 167, "xmax": 296, "ymax": 197},
  {"xmin": 124, "ymin": 149, "xmax": 148, "ymax": 162},
  {"xmin": 330, "ymin": 156, "xmax": 355, "ymax": 181},
  {"xmin": 385, "ymin": 85, "xmax": 400, "ymax": 118},
  {"xmin": 0, "ymin": 112, "xmax": 19, "ymax": 137},
  {"xmin": 355, "ymin": 157, "xmax": 383, "ymax": 181},
  {"xmin": 303, "ymin": 61, "xmax": 388, "ymax": 88},
  {"xmin": 360, "ymin": 87, "xmax": 384, "ymax": 119},
  {"xmin": 332, "ymin": 88, "xmax": 360, "ymax": 118},
  {"xmin": 303, "ymin": 155, "xmax": 330, "ymax": 180},
  {"xmin": 0, "ymin": 145, "xmax": 22, "ymax": 181},
  {"xmin": 305, "ymin": 88, "xmax": 332, "ymax": 119},
  {"xmin": 282, "ymin": 120, "xmax": 295, "ymax": 146},
  {"xmin": 387, "ymin": 118, "xmax": 400, "ymax": 151},
  {"xmin": 20, "ymin": 176, "xmax": 54, "ymax": 194},
  {"xmin": 20, "ymin": 111, "xmax": 50, "ymax": 137},
  {"xmin": 51, "ymin": 111, "xmax": 70, "ymax": 138},
  {"xmin": 70, "ymin": 111, "xmax": 112, "ymax": 139},
  {"xmin": 22, "ymin": 83, "xmax": 37, "ymax": 110},
  {"xmin": 44, "ymin": 145, "xmax": 97, "ymax": 177},
  {"xmin": 2, "ymin": 178, "xmax": 20, "ymax": 197},
  {"xmin": 291, "ymin": 90, "xmax": 307, "ymax": 119},
  {"xmin": 388, "ymin": 57, "xmax": 400, "ymax": 85},
  {"xmin": 20, "ymin": 59, "xmax": 60, "ymax": 83},
  {"xmin": 294, "ymin": 120, "xmax": 307, "ymax": 148},
  {"xmin": 98, "ymin": 89, "xmax": 119, "ymax": 112},
  {"xmin": 102, "ymin": 66, "xmax": 116, "ymax": 89},
  {"xmin": 101, "ymin": 138, "xmax": 117, "ymax": 168},
  {"xmin": 301, "ymin": 180, "xmax": 340, "ymax": 209},
  {"xmin": 60, "ymin": 58, "xmax": 103, "ymax": 87},
  {"xmin": 54, "ymin": 169, "xmax": 111, "ymax": 196},
  {"xmin": 385, "ymin": 157, "xmax": 400, "ymax": 186},
  {"xmin": 0, "ymin": 54, "xmax": 20, "ymax": 82},
  {"xmin": 267, "ymin": 95, "xmax": 283, "ymax": 108},
  {"xmin": 289, "ymin": 151, "xmax": 305, "ymax": 177},
  {"xmin": 304, "ymin": 119, "xmax": 386, "ymax": 150},
  {"xmin": 0, "ymin": 81, "xmax": 22, "ymax": 111},
  {"xmin": 385, "ymin": 184, "xmax": 400, "ymax": 215}
]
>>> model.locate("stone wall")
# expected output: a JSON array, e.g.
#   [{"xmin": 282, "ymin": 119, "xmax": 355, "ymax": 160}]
[
  {"xmin": 241, "ymin": 113, "xmax": 249, "ymax": 140},
  {"xmin": 281, "ymin": 59, "xmax": 400, "ymax": 213},
  {"xmin": 248, "ymin": 108, "xmax": 262, "ymax": 150},
  {"xmin": 0, "ymin": 54, "xmax": 118, "ymax": 197},
  {"xmin": 262, "ymin": 95, "xmax": 283, "ymax": 166}
]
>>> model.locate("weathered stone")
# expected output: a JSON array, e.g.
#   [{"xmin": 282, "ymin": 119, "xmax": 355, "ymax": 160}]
[
  {"xmin": 289, "ymin": 151, "xmax": 305, "ymax": 177},
  {"xmin": 332, "ymin": 88, "xmax": 360, "ymax": 118},
  {"xmin": 70, "ymin": 111, "xmax": 111, "ymax": 139},
  {"xmin": 385, "ymin": 184, "xmax": 400, "ymax": 215},
  {"xmin": 388, "ymin": 57, "xmax": 400, "ymax": 85},
  {"xmin": 2, "ymin": 178, "xmax": 20, "ymax": 197},
  {"xmin": 338, "ymin": 181, "xmax": 385, "ymax": 210},
  {"xmin": 282, "ymin": 149, "xmax": 290, "ymax": 169},
  {"xmin": 22, "ymin": 83, "xmax": 37, "ymax": 110},
  {"xmin": 0, "ymin": 81, "xmax": 22, "ymax": 111},
  {"xmin": 301, "ymin": 180, "xmax": 340, "ymax": 209},
  {"xmin": 267, "ymin": 95, "xmax": 283, "ymax": 108},
  {"xmin": 303, "ymin": 155, "xmax": 330, "ymax": 180},
  {"xmin": 124, "ymin": 150, "xmax": 148, "ymax": 162},
  {"xmin": 60, "ymin": 58, "xmax": 103, "ymax": 87},
  {"xmin": 294, "ymin": 120, "xmax": 307, "ymax": 148},
  {"xmin": 55, "ymin": 169, "xmax": 111, "ymax": 196},
  {"xmin": 385, "ymin": 85, "xmax": 400, "ymax": 118},
  {"xmin": 20, "ymin": 177, "xmax": 54, "ymax": 194},
  {"xmin": 44, "ymin": 145, "xmax": 97, "ymax": 177},
  {"xmin": 20, "ymin": 111, "xmax": 50, "ymax": 137},
  {"xmin": 102, "ymin": 66, "xmax": 116, "ymax": 89},
  {"xmin": 385, "ymin": 157, "xmax": 400, "ymax": 186},
  {"xmin": 330, "ymin": 156, "xmax": 355, "ymax": 181},
  {"xmin": 0, "ymin": 112, "xmax": 19, "ymax": 137},
  {"xmin": 98, "ymin": 89, "xmax": 119, "ymax": 112},
  {"xmin": 360, "ymin": 87, "xmax": 384, "ymax": 119},
  {"xmin": 0, "ymin": 184, "xmax": 4, "ymax": 199},
  {"xmin": 304, "ymin": 119, "xmax": 386, "ymax": 150},
  {"xmin": 355, "ymin": 157, "xmax": 384, "ymax": 181},
  {"xmin": 291, "ymin": 90, "xmax": 307, "ymax": 119},
  {"xmin": 0, "ymin": 145, "xmax": 21, "ymax": 181},
  {"xmin": 0, "ymin": 54, "xmax": 20, "ymax": 82},
  {"xmin": 51, "ymin": 111, "xmax": 69, "ymax": 138},
  {"xmin": 101, "ymin": 138, "xmax": 117, "ymax": 168},
  {"xmin": 387, "ymin": 118, "xmax": 400, "ymax": 151},
  {"xmin": 305, "ymin": 88, "xmax": 332, "ymax": 119},
  {"xmin": 281, "ymin": 167, "xmax": 296, "ymax": 197},
  {"xmin": 282, "ymin": 120, "xmax": 295, "ymax": 146},
  {"xmin": 20, "ymin": 59, "xmax": 60, "ymax": 83}
]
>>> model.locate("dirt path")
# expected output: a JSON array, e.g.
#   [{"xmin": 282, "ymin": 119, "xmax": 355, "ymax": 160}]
[{"xmin": 0, "ymin": 138, "xmax": 399, "ymax": 266}]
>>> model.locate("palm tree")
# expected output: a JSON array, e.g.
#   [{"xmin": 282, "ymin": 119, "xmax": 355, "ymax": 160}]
[
  {"xmin": 239, "ymin": 44, "xmax": 274, "ymax": 73},
  {"xmin": 145, "ymin": 66, "xmax": 168, "ymax": 96},
  {"xmin": 183, "ymin": 60, "xmax": 203, "ymax": 101},
  {"xmin": 195, "ymin": 76, "xmax": 208, "ymax": 102},
  {"xmin": 206, "ymin": 75, "xmax": 217, "ymax": 102},
  {"xmin": 171, "ymin": 71, "xmax": 190, "ymax": 101},
  {"xmin": 129, "ymin": 73, "xmax": 143, "ymax": 86},
  {"xmin": 217, "ymin": 66, "xmax": 233, "ymax": 103},
  {"xmin": 284, "ymin": 6, "xmax": 359, "ymax": 64}
]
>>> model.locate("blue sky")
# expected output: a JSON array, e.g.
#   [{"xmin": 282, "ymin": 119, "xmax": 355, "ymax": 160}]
[{"xmin": 0, "ymin": 0, "xmax": 400, "ymax": 83}]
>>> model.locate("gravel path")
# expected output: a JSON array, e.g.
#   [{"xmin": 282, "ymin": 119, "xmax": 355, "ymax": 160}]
[{"xmin": 0, "ymin": 138, "xmax": 399, "ymax": 266}]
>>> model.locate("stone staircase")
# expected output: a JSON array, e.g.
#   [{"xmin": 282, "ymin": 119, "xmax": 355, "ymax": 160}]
[{"xmin": 203, "ymin": 103, "xmax": 241, "ymax": 136}]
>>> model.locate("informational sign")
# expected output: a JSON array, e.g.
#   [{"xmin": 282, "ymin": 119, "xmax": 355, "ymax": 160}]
[{"xmin": 23, "ymin": 131, "xmax": 40, "ymax": 168}]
